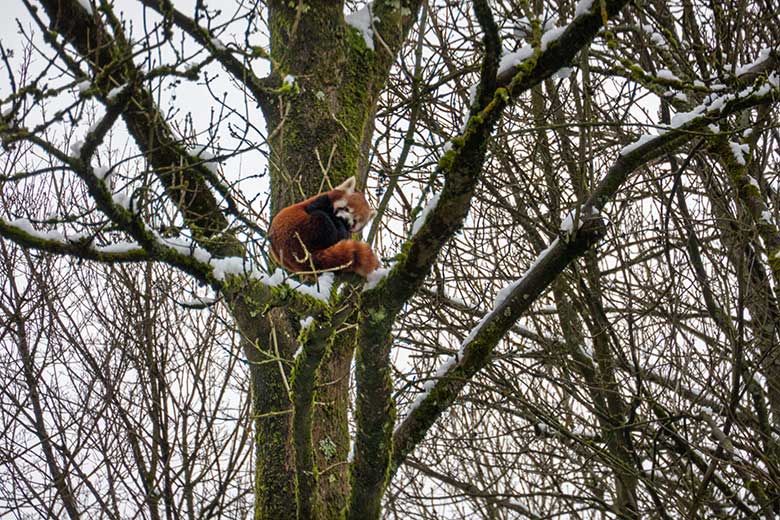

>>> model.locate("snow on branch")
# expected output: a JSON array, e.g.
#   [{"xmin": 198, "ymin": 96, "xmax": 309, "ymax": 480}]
[
  {"xmin": 612, "ymin": 71, "xmax": 779, "ymax": 190},
  {"xmin": 392, "ymin": 216, "xmax": 604, "ymax": 470},
  {"xmin": 345, "ymin": 4, "xmax": 375, "ymax": 51},
  {"xmin": 496, "ymin": 0, "xmax": 630, "ymax": 90},
  {"xmin": 0, "ymin": 217, "xmax": 149, "ymax": 263},
  {"xmin": 349, "ymin": 3, "xmax": 504, "ymax": 518},
  {"xmin": 31, "ymin": 0, "xmax": 239, "ymax": 256},
  {"xmin": 390, "ymin": 69, "xmax": 780, "ymax": 474},
  {"xmin": 361, "ymin": 0, "xmax": 632, "ymax": 312},
  {"xmin": 0, "ymin": 210, "xmax": 336, "ymax": 303}
]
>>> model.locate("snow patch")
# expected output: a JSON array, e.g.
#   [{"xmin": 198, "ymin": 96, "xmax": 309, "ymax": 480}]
[
  {"xmin": 76, "ymin": 80, "xmax": 91, "ymax": 94},
  {"xmin": 182, "ymin": 295, "xmax": 218, "ymax": 307},
  {"xmin": 7, "ymin": 218, "xmax": 65, "ymax": 241},
  {"xmin": 574, "ymin": 0, "xmax": 594, "ymax": 16},
  {"xmin": 253, "ymin": 268, "xmax": 286, "ymax": 287},
  {"xmin": 97, "ymin": 241, "xmax": 140, "ymax": 253},
  {"xmin": 345, "ymin": 5, "xmax": 375, "ymax": 51},
  {"xmin": 651, "ymin": 33, "xmax": 666, "ymax": 48},
  {"xmin": 498, "ymin": 45, "xmax": 534, "ymax": 77},
  {"xmin": 210, "ymin": 257, "xmax": 248, "ymax": 280},
  {"xmin": 656, "ymin": 69, "xmax": 680, "ymax": 82},
  {"xmin": 154, "ymin": 233, "xmax": 212, "ymax": 264},
  {"xmin": 619, "ymin": 134, "xmax": 656, "ymax": 156},
  {"xmin": 210, "ymin": 37, "xmax": 226, "ymax": 51},
  {"xmin": 735, "ymin": 47, "xmax": 772, "ymax": 76},
  {"xmin": 411, "ymin": 192, "xmax": 440, "ymax": 235},
  {"xmin": 300, "ymin": 316, "xmax": 314, "ymax": 329},
  {"xmin": 364, "ymin": 267, "xmax": 390, "ymax": 290},
  {"xmin": 670, "ymin": 105, "xmax": 706, "ymax": 128},
  {"xmin": 288, "ymin": 272, "xmax": 334, "ymax": 302},
  {"xmin": 494, "ymin": 279, "xmax": 520, "ymax": 308},
  {"xmin": 70, "ymin": 139, "xmax": 84, "ymax": 156},
  {"xmin": 728, "ymin": 141, "xmax": 749, "ymax": 166},
  {"xmin": 106, "ymin": 83, "xmax": 128, "ymax": 102},
  {"xmin": 541, "ymin": 26, "xmax": 566, "ymax": 51},
  {"xmin": 75, "ymin": 0, "xmax": 93, "ymax": 14}
]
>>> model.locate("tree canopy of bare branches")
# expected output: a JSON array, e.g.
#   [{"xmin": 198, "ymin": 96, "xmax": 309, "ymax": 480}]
[{"xmin": 1, "ymin": 0, "xmax": 779, "ymax": 518}]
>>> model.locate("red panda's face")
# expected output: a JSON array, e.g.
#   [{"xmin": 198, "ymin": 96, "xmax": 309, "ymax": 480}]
[{"xmin": 333, "ymin": 191, "xmax": 376, "ymax": 234}]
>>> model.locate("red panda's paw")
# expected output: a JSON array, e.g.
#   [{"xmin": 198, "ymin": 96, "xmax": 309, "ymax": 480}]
[{"xmin": 351, "ymin": 241, "xmax": 380, "ymax": 278}]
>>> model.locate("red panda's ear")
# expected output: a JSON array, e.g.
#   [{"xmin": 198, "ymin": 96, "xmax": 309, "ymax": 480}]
[{"xmin": 335, "ymin": 177, "xmax": 356, "ymax": 194}]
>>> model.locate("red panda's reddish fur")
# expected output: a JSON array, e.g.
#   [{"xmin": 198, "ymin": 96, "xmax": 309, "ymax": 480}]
[
  {"xmin": 269, "ymin": 178, "xmax": 379, "ymax": 277},
  {"xmin": 309, "ymin": 239, "xmax": 379, "ymax": 277}
]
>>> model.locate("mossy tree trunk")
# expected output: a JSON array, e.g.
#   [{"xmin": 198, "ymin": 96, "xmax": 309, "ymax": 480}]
[{"xmin": 246, "ymin": 3, "xmax": 422, "ymax": 518}]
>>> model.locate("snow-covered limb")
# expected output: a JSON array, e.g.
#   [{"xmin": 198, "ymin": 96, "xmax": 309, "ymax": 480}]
[
  {"xmin": 391, "ymin": 66, "xmax": 779, "ymax": 476},
  {"xmin": 0, "ymin": 217, "xmax": 150, "ymax": 263},
  {"xmin": 599, "ymin": 74, "xmax": 779, "ymax": 215},
  {"xmin": 0, "ymin": 129, "xmax": 224, "ymax": 282},
  {"xmin": 26, "ymin": 133, "xmax": 244, "ymax": 287},
  {"xmin": 287, "ymin": 273, "xmax": 335, "ymax": 302},
  {"xmin": 353, "ymin": 2, "xmax": 631, "ymax": 501},
  {"xmin": 365, "ymin": 0, "xmax": 632, "ymax": 304},
  {"xmin": 496, "ymin": 0, "xmax": 629, "ymax": 91},
  {"xmin": 560, "ymin": 206, "xmax": 601, "ymax": 239},
  {"xmin": 33, "ymin": 0, "xmax": 243, "ymax": 259},
  {"xmin": 349, "ymin": 3, "xmax": 504, "ymax": 517},
  {"xmin": 391, "ymin": 216, "xmax": 604, "ymax": 470},
  {"xmin": 0, "ymin": 192, "xmax": 335, "ymax": 302}
]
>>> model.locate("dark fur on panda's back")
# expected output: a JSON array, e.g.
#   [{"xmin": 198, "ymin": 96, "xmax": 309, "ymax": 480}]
[
  {"xmin": 303, "ymin": 195, "xmax": 351, "ymax": 250},
  {"xmin": 268, "ymin": 177, "xmax": 379, "ymax": 277}
]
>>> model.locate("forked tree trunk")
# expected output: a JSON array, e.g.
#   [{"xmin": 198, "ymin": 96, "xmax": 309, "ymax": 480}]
[{"xmin": 230, "ymin": 3, "xmax": 408, "ymax": 517}]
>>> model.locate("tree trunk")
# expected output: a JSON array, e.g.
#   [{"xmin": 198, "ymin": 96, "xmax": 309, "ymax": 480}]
[{"xmin": 241, "ymin": 3, "xmax": 393, "ymax": 517}]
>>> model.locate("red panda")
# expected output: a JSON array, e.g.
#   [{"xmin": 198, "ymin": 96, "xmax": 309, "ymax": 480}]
[{"xmin": 269, "ymin": 177, "xmax": 380, "ymax": 277}]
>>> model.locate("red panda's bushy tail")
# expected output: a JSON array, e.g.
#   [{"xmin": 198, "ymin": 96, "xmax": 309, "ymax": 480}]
[{"xmin": 311, "ymin": 240, "xmax": 379, "ymax": 277}]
